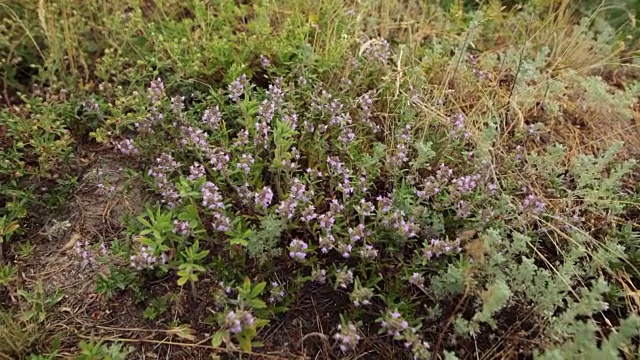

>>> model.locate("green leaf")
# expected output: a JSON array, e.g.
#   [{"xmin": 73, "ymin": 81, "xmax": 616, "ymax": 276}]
[
  {"xmin": 177, "ymin": 276, "xmax": 188, "ymax": 286},
  {"xmin": 139, "ymin": 237, "xmax": 155, "ymax": 247},
  {"xmin": 22, "ymin": 310, "xmax": 37, "ymax": 321},
  {"xmin": 249, "ymin": 281, "xmax": 266, "ymax": 298},
  {"xmin": 137, "ymin": 216, "xmax": 152, "ymax": 228},
  {"xmin": 211, "ymin": 330, "xmax": 225, "ymax": 347},
  {"xmin": 248, "ymin": 298, "xmax": 267, "ymax": 309},
  {"xmin": 254, "ymin": 318, "xmax": 269, "ymax": 328},
  {"xmin": 238, "ymin": 334, "xmax": 252, "ymax": 352},
  {"xmin": 230, "ymin": 237, "xmax": 249, "ymax": 247}
]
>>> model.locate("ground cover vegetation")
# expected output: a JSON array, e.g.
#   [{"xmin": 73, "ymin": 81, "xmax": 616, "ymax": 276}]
[{"xmin": 1, "ymin": 0, "xmax": 640, "ymax": 358}]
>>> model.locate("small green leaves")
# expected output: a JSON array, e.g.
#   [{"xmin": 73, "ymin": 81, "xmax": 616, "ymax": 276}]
[{"xmin": 177, "ymin": 241, "xmax": 209, "ymax": 286}]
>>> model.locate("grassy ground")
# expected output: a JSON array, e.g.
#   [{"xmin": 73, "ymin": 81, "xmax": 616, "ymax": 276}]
[{"xmin": 1, "ymin": 0, "xmax": 640, "ymax": 359}]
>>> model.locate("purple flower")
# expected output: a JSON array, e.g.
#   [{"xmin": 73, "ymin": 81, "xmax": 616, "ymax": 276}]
[
  {"xmin": 233, "ymin": 128, "xmax": 249, "ymax": 147},
  {"xmin": 334, "ymin": 322, "xmax": 361, "ymax": 352},
  {"xmin": 319, "ymin": 233, "xmax": 335, "ymax": 253},
  {"xmin": 268, "ymin": 281, "xmax": 286, "ymax": 303},
  {"xmin": 335, "ymin": 268, "xmax": 354, "ymax": 289},
  {"xmin": 282, "ymin": 113, "xmax": 298, "ymax": 131},
  {"xmin": 276, "ymin": 198, "xmax": 297, "ymax": 219},
  {"xmin": 170, "ymin": 96, "xmax": 185, "ymax": 115},
  {"xmin": 130, "ymin": 245, "xmax": 168, "ymax": 270},
  {"xmin": 148, "ymin": 77, "xmax": 165, "ymax": 104},
  {"xmin": 337, "ymin": 242, "xmax": 353, "ymax": 258},
  {"xmin": 254, "ymin": 186, "xmax": 274, "ymax": 209},
  {"xmin": 173, "ymin": 220, "xmax": 190, "ymax": 236},
  {"xmin": 84, "ymin": 99, "xmax": 100, "ymax": 113},
  {"xmin": 376, "ymin": 195, "xmax": 393, "ymax": 214},
  {"xmin": 522, "ymin": 194, "xmax": 545, "ymax": 214},
  {"xmin": 422, "ymin": 238, "xmax": 462, "ymax": 260},
  {"xmin": 74, "ymin": 240, "xmax": 94, "ymax": 266},
  {"xmin": 362, "ymin": 38, "xmax": 391, "ymax": 64},
  {"xmin": 154, "ymin": 153, "xmax": 180, "ymax": 173},
  {"xmin": 359, "ymin": 244, "xmax": 378, "ymax": 260},
  {"xmin": 206, "ymin": 148, "xmax": 230, "ymax": 171},
  {"xmin": 255, "ymin": 121, "xmax": 270, "ymax": 148},
  {"xmin": 306, "ymin": 167, "xmax": 323, "ymax": 178},
  {"xmin": 236, "ymin": 153, "xmax": 254, "ymax": 174},
  {"xmin": 311, "ymin": 269, "xmax": 326, "ymax": 285},
  {"xmin": 225, "ymin": 310, "xmax": 254, "ymax": 334},
  {"xmin": 228, "ymin": 74, "xmax": 249, "ymax": 103},
  {"xmin": 116, "ymin": 139, "xmax": 138, "ymax": 155},
  {"xmin": 181, "ymin": 126, "xmax": 209, "ymax": 148},
  {"xmin": 318, "ymin": 213, "xmax": 336, "ymax": 231},
  {"xmin": 381, "ymin": 310, "xmax": 409, "ymax": 337},
  {"xmin": 450, "ymin": 113, "xmax": 470, "ymax": 138},
  {"xmin": 288, "ymin": 239, "xmax": 309, "ymax": 260},
  {"xmin": 289, "ymin": 178, "xmax": 307, "ymax": 201},
  {"xmin": 452, "ymin": 174, "xmax": 481, "ymax": 194},
  {"xmin": 355, "ymin": 199, "xmax": 375, "ymax": 216},
  {"xmin": 329, "ymin": 199, "xmax": 344, "ymax": 213},
  {"xmin": 348, "ymin": 224, "xmax": 367, "ymax": 243},
  {"xmin": 259, "ymin": 54, "xmax": 270, "ymax": 69},
  {"xmin": 188, "ymin": 162, "xmax": 206, "ymax": 181},
  {"xmin": 202, "ymin": 106, "xmax": 222, "ymax": 129},
  {"xmin": 201, "ymin": 181, "xmax": 224, "ymax": 209},
  {"xmin": 300, "ymin": 204, "xmax": 318, "ymax": 222}
]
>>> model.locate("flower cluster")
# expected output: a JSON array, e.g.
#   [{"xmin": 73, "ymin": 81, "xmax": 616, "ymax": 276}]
[
  {"xmin": 421, "ymin": 238, "xmax": 462, "ymax": 260},
  {"xmin": 450, "ymin": 112, "xmax": 470, "ymax": 139},
  {"xmin": 312, "ymin": 268, "xmax": 327, "ymax": 284},
  {"xmin": 236, "ymin": 153, "xmax": 254, "ymax": 174},
  {"xmin": 254, "ymin": 186, "xmax": 274, "ymax": 209},
  {"xmin": 403, "ymin": 327, "xmax": 432, "ymax": 360},
  {"xmin": 188, "ymin": 162, "xmax": 206, "ymax": 181},
  {"xmin": 522, "ymin": 193, "xmax": 546, "ymax": 214},
  {"xmin": 148, "ymin": 77, "xmax": 165, "ymax": 104},
  {"xmin": 469, "ymin": 54, "xmax": 492, "ymax": 80},
  {"xmin": 206, "ymin": 148, "xmax": 230, "ymax": 172},
  {"xmin": 74, "ymin": 240, "xmax": 97, "ymax": 266},
  {"xmin": 202, "ymin": 106, "xmax": 222, "ymax": 129},
  {"xmin": 170, "ymin": 95, "xmax": 185, "ymax": 116},
  {"xmin": 116, "ymin": 139, "xmax": 138, "ymax": 155},
  {"xmin": 288, "ymin": 239, "xmax": 309, "ymax": 260},
  {"xmin": 148, "ymin": 153, "xmax": 182, "ymax": 208},
  {"xmin": 359, "ymin": 92, "xmax": 380, "ymax": 132},
  {"xmin": 335, "ymin": 268, "xmax": 354, "ymax": 289},
  {"xmin": 173, "ymin": 220, "xmax": 190, "ymax": 236},
  {"xmin": 267, "ymin": 281, "xmax": 286, "ymax": 303},
  {"xmin": 380, "ymin": 310, "xmax": 409, "ymax": 337},
  {"xmin": 388, "ymin": 125, "xmax": 413, "ymax": 168},
  {"xmin": 408, "ymin": 272, "xmax": 425, "ymax": 288},
  {"xmin": 201, "ymin": 181, "xmax": 230, "ymax": 231},
  {"xmin": 334, "ymin": 322, "xmax": 361, "ymax": 352},
  {"xmin": 350, "ymin": 283, "xmax": 374, "ymax": 307},
  {"xmin": 225, "ymin": 309, "xmax": 255, "ymax": 334},
  {"xmin": 228, "ymin": 74, "xmax": 249, "ymax": 103},
  {"xmin": 381, "ymin": 208, "xmax": 420, "ymax": 238},
  {"xmin": 416, "ymin": 163, "xmax": 453, "ymax": 199},
  {"xmin": 181, "ymin": 125, "xmax": 208, "ymax": 148},
  {"xmin": 452, "ymin": 173, "xmax": 481, "ymax": 194},
  {"xmin": 362, "ymin": 38, "xmax": 391, "ymax": 64},
  {"xmin": 130, "ymin": 245, "xmax": 168, "ymax": 270}
]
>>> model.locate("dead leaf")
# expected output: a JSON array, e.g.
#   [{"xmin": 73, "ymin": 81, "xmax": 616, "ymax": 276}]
[
  {"xmin": 167, "ymin": 324, "xmax": 196, "ymax": 341},
  {"xmin": 60, "ymin": 233, "xmax": 82, "ymax": 253},
  {"xmin": 464, "ymin": 237, "xmax": 485, "ymax": 264}
]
